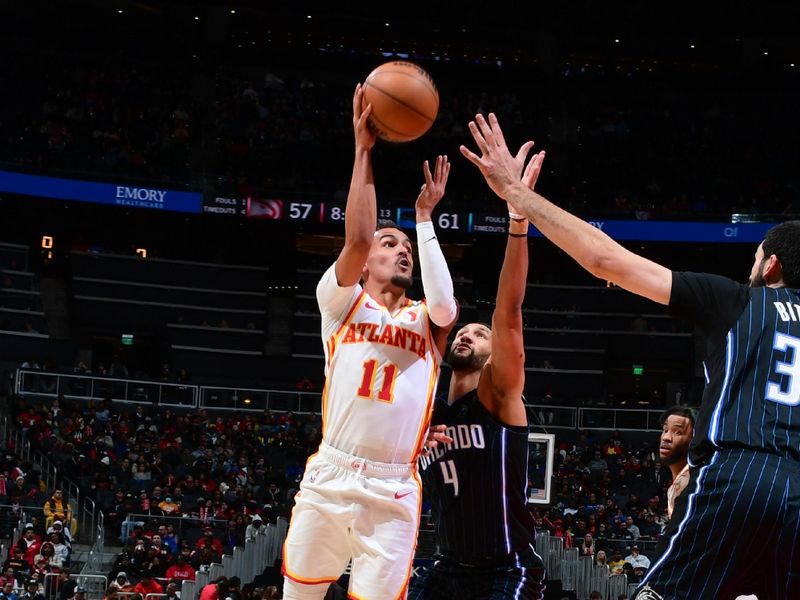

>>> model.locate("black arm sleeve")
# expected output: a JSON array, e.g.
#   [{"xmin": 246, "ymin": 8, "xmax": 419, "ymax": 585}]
[{"xmin": 669, "ymin": 272, "xmax": 750, "ymax": 339}]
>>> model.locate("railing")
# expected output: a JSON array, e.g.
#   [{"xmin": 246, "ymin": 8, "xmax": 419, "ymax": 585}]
[
  {"xmin": 1, "ymin": 415, "xmax": 91, "ymax": 543},
  {"xmin": 122, "ymin": 513, "xmax": 230, "ymax": 539},
  {"xmin": 177, "ymin": 516, "xmax": 287, "ymax": 600},
  {"xmin": 80, "ymin": 510, "xmax": 105, "ymax": 578},
  {"xmin": 535, "ymin": 532, "xmax": 640, "ymax": 599},
  {"xmin": 578, "ymin": 407, "xmax": 665, "ymax": 431},
  {"xmin": 16, "ymin": 369, "xmax": 674, "ymax": 432},
  {"xmin": 199, "ymin": 386, "xmax": 321, "ymax": 413},
  {"xmin": 526, "ymin": 404, "xmax": 578, "ymax": 429},
  {"xmin": 15, "ymin": 369, "xmax": 199, "ymax": 407},
  {"xmin": 44, "ymin": 574, "xmax": 107, "ymax": 600}
]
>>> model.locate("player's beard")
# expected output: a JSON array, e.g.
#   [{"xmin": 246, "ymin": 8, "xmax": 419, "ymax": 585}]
[
  {"xmin": 749, "ymin": 260, "xmax": 767, "ymax": 287},
  {"xmin": 660, "ymin": 451, "xmax": 686, "ymax": 467},
  {"xmin": 391, "ymin": 274, "xmax": 412, "ymax": 289},
  {"xmin": 447, "ymin": 346, "xmax": 488, "ymax": 372}
]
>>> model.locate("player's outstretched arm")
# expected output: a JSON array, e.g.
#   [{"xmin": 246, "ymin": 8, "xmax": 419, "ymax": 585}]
[
  {"xmin": 415, "ymin": 155, "xmax": 459, "ymax": 331},
  {"xmin": 335, "ymin": 84, "xmax": 378, "ymax": 287},
  {"xmin": 482, "ymin": 151, "xmax": 545, "ymax": 427},
  {"xmin": 460, "ymin": 113, "xmax": 672, "ymax": 306}
]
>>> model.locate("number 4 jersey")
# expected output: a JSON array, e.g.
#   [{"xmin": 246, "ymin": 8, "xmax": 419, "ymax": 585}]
[
  {"xmin": 669, "ymin": 272, "xmax": 800, "ymax": 465},
  {"xmin": 418, "ymin": 390, "xmax": 536, "ymax": 561},
  {"xmin": 317, "ymin": 263, "xmax": 441, "ymax": 465}
]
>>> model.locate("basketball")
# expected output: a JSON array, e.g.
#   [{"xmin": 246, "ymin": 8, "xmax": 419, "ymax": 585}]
[{"xmin": 363, "ymin": 61, "xmax": 439, "ymax": 143}]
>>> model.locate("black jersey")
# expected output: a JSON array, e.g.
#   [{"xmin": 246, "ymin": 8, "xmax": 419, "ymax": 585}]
[
  {"xmin": 669, "ymin": 272, "xmax": 800, "ymax": 465},
  {"xmin": 417, "ymin": 389, "xmax": 536, "ymax": 561}
]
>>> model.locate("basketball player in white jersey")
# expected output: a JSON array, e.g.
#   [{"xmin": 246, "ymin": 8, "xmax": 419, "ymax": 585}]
[{"xmin": 282, "ymin": 84, "xmax": 458, "ymax": 600}]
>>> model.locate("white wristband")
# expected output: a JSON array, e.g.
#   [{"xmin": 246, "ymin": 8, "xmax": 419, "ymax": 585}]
[
  {"xmin": 509, "ymin": 210, "xmax": 525, "ymax": 221},
  {"xmin": 416, "ymin": 221, "xmax": 457, "ymax": 327}
]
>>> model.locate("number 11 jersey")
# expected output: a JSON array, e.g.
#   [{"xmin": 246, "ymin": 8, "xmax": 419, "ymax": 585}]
[{"xmin": 317, "ymin": 263, "xmax": 441, "ymax": 465}]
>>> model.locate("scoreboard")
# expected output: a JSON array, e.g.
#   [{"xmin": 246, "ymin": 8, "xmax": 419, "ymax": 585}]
[
  {"xmin": 199, "ymin": 195, "xmax": 775, "ymax": 242},
  {"xmin": 204, "ymin": 196, "xmax": 515, "ymax": 235}
]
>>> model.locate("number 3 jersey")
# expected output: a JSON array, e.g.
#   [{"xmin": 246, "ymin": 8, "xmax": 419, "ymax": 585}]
[
  {"xmin": 669, "ymin": 272, "xmax": 800, "ymax": 466},
  {"xmin": 418, "ymin": 389, "xmax": 536, "ymax": 561},
  {"xmin": 317, "ymin": 263, "xmax": 441, "ymax": 465}
]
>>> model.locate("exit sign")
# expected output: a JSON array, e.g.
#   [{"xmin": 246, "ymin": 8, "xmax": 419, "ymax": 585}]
[{"xmin": 632, "ymin": 365, "xmax": 644, "ymax": 376}]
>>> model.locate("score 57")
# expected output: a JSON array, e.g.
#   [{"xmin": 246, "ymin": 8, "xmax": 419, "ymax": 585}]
[{"xmin": 288, "ymin": 202, "xmax": 314, "ymax": 220}]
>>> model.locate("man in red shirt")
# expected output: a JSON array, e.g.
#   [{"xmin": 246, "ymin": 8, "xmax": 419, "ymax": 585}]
[
  {"xmin": 194, "ymin": 527, "xmax": 223, "ymax": 555},
  {"xmin": 133, "ymin": 572, "xmax": 163, "ymax": 597},
  {"xmin": 165, "ymin": 554, "xmax": 195, "ymax": 581},
  {"xmin": 198, "ymin": 577, "xmax": 229, "ymax": 600},
  {"xmin": 15, "ymin": 524, "xmax": 41, "ymax": 564}
]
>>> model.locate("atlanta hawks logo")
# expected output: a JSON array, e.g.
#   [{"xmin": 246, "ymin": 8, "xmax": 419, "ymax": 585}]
[{"xmin": 404, "ymin": 310, "xmax": 419, "ymax": 323}]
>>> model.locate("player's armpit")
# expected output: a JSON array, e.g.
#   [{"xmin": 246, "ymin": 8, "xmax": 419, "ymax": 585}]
[
  {"xmin": 317, "ymin": 263, "xmax": 362, "ymax": 321},
  {"xmin": 478, "ymin": 363, "xmax": 528, "ymax": 427}
]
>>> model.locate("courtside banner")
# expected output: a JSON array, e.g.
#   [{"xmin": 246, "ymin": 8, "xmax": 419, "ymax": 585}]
[{"xmin": 0, "ymin": 170, "xmax": 202, "ymax": 213}]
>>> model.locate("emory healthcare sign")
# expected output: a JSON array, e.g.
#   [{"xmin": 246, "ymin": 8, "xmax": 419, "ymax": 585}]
[{"xmin": 0, "ymin": 170, "xmax": 202, "ymax": 214}]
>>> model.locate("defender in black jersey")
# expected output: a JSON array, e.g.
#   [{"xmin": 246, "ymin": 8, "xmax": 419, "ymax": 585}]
[
  {"xmin": 409, "ymin": 150, "xmax": 546, "ymax": 600},
  {"xmin": 462, "ymin": 112, "xmax": 800, "ymax": 600}
]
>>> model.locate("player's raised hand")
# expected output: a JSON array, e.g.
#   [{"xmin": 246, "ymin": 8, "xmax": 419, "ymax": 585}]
[
  {"xmin": 460, "ymin": 113, "xmax": 534, "ymax": 201},
  {"xmin": 522, "ymin": 150, "xmax": 546, "ymax": 191},
  {"xmin": 415, "ymin": 155, "xmax": 451, "ymax": 220},
  {"xmin": 421, "ymin": 424, "xmax": 454, "ymax": 457},
  {"xmin": 352, "ymin": 83, "xmax": 376, "ymax": 150}
]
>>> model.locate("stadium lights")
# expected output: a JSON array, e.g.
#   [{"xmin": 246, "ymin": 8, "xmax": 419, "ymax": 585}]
[{"xmin": 230, "ymin": 9, "xmax": 236, "ymax": 14}]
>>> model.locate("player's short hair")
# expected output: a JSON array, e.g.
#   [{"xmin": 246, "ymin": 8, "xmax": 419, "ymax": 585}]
[
  {"xmin": 762, "ymin": 221, "xmax": 800, "ymax": 288},
  {"xmin": 658, "ymin": 405, "xmax": 696, "ymax": 428},
  {"xmin": 376, "ymin": 219, "xmax": 401, "ymax": 232}
]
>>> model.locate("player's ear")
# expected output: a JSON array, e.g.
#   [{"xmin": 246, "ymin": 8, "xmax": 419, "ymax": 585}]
[{"xmin": 763, "ymin": 253, "xmax": 783, "ymax": 285}]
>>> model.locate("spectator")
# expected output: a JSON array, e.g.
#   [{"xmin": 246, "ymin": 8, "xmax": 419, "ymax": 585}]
[
  {"xmin": 15, "ymin": 525, "xmax": 42, "ymax": 564},
  {"xmin": 194, "ymin": 526, "xmax": 223, "ymax": 555},
  {"xmin": 69, "ymin": 587, "xmax": 87, "ymax": 600},
  {"xmin": 54, "ymin": 569, "xmax": 75, "ymax": 600},
  {"xmin": 595, "ymin": 550, "xmax": 608, "ymax": 568},
  {"xmin": 2, "ymin": 581, "xmax": 19, "ymax": 600},
  {"xmin": 33, "ymin": 541, "xmax": 61, "ymax": 571},
  {"xmin": 625, "ymin": 516, "xmax": 640, "ymax": 540},
  {"xmin": 579, "ymin": 533, "xmax": 594, "ymax": 557},
  {"xmin": 158, "ymin": 497, "xmax": 180, "ymax": 515},
  {"xmin": 227, "ymin": 577, "xmax": 241, "ymax": 600},
  {"xmin": 3, "ymin": 546, "xmax": 31, "ymax": 580},
  {"xmin": 47, "ymin": 521, "xmax": 73, "ymax": 551},
  {"xmin": 133, "ymin": 572, "xmax": 163, "ymax": 596},
  {"xmin": 624, "ymin": 545, "xmax": 650, "ymax": 571},
  {"xmin": 198, "ymin": 578, "xmax": 228, "ymax": 600},
  {"xmin": 164, "ymin": 580, "xmax": 181, "ymax": 600},
  {"xmin": 0, "ymin": 567, "xmax": 20, "ymax": 589},
  {"xmin": 22, "ymin": 578, "xmax": 46, "ymax": 600},
  {"xmin": 165, "ymin": 554, "xmax": 195, "ymax": 582},
  {"xmin": 244, "ymin": 514, "xmax": 263, "ymax": 542},
  {"xmin": 43, "ymin": 490, "xmax": 75, "ymax": 536},
  {"xmin": 608, "ymin": 551, "xmax": 625, "ymax": 575},
  {"xmin": 108, "ymin": 573, "xmax": 132, "ymax": 593}
]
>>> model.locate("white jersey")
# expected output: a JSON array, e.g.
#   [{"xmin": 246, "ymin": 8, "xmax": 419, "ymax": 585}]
[{"xmin": 316, "ymin": 263, "xmax": 441, "ymax": 464}]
